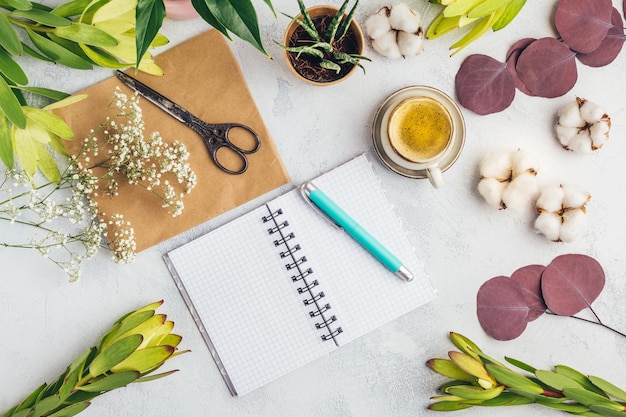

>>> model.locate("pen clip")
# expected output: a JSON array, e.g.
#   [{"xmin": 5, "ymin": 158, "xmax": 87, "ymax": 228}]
[{"xmin": 299, "ymin": 182, "xmax": 342, "ymax": 230}]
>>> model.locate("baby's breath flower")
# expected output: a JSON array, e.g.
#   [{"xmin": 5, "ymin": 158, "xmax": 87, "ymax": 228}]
[{"xmin": 0, "ymin": 89, "xmax": 196, "ymax": 281}]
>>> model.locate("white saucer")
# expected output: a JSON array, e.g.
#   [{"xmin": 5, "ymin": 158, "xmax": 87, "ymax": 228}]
[{"xmin": 372, "ymin": 86, "xmax": 466, "ymax": 179}]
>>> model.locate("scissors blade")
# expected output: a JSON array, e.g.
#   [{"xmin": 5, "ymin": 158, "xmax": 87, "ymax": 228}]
[{"xmin": 115, "ymin": 70, "xmax": 194, "ymax": 126}]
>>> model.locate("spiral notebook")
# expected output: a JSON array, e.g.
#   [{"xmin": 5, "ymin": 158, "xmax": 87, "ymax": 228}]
[{"xmin": 163, "ymin": 154, "xmax": 436, "ymax": 396}]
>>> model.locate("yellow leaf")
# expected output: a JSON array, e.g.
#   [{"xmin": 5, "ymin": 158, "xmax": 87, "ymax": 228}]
[
  {"xmin": 12, "ymin": 125, "xmax": 37, "ymax": 178},
  {"xmin": 24, "ymin": 107, "xmax": 74, "ymax": 138},
  {"xmin": 25, "ymin": 118, "xmax": 53, "ymax": 144},
  {"xmin": 91, "ymin": 0, "xmax": 137, "ymax": 24},
  {"xmin": 34, "ymin": 141, "xmax": 61, "ymax": 184},
  {"xmin": 449, "ymin": 351, "xmax": 496, "ymax": 386},
  {"xmin": 110, "ymin": 346, "xmax": 175, "ymax": 373},
  {"xmin": 44, "ymin": 93, "xmax": 88, "ymax": 110}
]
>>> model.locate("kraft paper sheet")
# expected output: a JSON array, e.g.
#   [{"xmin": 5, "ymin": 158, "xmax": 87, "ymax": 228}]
[{"xmin": 54, "ymin": 30, "xmax": 290, "ymax": 252}]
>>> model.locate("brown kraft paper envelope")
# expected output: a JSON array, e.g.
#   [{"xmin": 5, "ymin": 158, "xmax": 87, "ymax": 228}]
[{"xmin": 54, "ymin": 30, "xmax": 290, "ymax": 252}]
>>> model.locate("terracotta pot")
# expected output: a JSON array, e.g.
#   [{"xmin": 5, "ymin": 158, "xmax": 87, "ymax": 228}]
[{"xmin": 282, "ymin": 5, "xmax": 365, "ymax": 86}]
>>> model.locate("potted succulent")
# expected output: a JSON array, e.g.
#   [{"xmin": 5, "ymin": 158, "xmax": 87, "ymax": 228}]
[{"xmin": 279, "ymin": 0, "xmax": 369, "ymax": 85}]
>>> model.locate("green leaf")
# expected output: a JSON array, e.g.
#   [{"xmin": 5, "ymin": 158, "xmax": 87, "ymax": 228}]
[
  {"xmin": 485, "ymin": 364, "xmax": 544, "ymax": 395},
  {"xmin": 556, "ymin": 365, "xmax": 607, "ymax": 396},
  {"xmin": 4, "ymin": 0, "xmax": 32, "ymax": 11},
  {"xmin": 111, "ymin": 345, "xmax": 175, "ymax": 373},
  {"xmin": 0, "ymin": 49, "xmax": 28, "ymax": 85},
  {"xmin": 449, "ymin": 351, "xmax": 495, "ymax": 386},
  {"xmin": 204, "ymin": 0, "xmax": 269, "ymax": 56},
  {"xmin": 0, "ymin": 76, "xmax": 26, "ymax": 128},
  {"xmin": 54, "ymin": 22, "xmax": 119, "ymax": 47},
  {"xmin": 190, "ymin": 0, "xmax": 231, "ymax": 40},
  {"xmin": 100, "ymin": 310, "xmax": 154, "ymax": 349},
  {"xmin": 52, "ymin": 0, "xmax": 93, "ymax": 17},
  {"xmin": 58, "ymin": 366, "xmax": 81, "ymax": 400},
  {"xmin": 479, "ymin": 392, "xmax": 534, "ymax": 406},
  {"xmin": 590, "ymin": 405, "xmax": 626, "ymax": 417},
  {"xmin": 563, "ymin": 388, "xmax": 625, "ymax": 410},
  {"xmin": 589, "ymin": 375, "xmax": 626, "ymax": 402},
  {"xmin": 0, "ymin": 115, "xmax": 13, "ymax": 168},
  {"xmin": 492, "ymin": 0, "xmax": 526, "ymax": 31},
  {"xmin": 23, "ymin": 107, "xmax": 74, "ymax": 138},
  {"xmin": 449, "ymin": 332, "xmax": 483, "ymax": 360},
  {"xmin": 15, "ymin": 86, "xmax": 70, "ymax": 101},
  {"xmin": 79, "ymin": 43, "xmax": 127, "ymax": 69},
  {"xmin": 135, "ymin": 369, "xmax": 179, "ymax": 382},
  {"xmin": 43, "ymin": 93, "xmax": 87, "ymax": 110},
  {"xmin": 505, "ymin": 356, "xmax": 537, "ymax": 373},
  {"xmin": 34, "ymin": 141, "xmax": 61, "ymax": 183},
  {"xmin": 535, "ymin": 369, "xmax": 583, "ymax": 391},
  {"xmin": 135, "ymin": 0, "xmax": 165, "ymax": 70},
  {"xmin": 428, "ymin": 401, "xmax": 473, "ymax": 411},
  {"xmin": 21, "ymin": 42, "xmax": 55, "ymax": 62},
  {"xmin": 447, "ymin": 385, "xmax": 504, "ymax": 400},
  {"xmin": 10, "ymin": 9, "xmax": 72, "ymax": 26},
  {"xmin": 467, "ymin": 0, "xmax": 512, "ymax": 18},
  {"xmin": 46, "ymin": 401, "xmax": 91, "ymax": 417},
  {"xmin": 25, "ymin": 28, "xmax": 93, "ymax": 69},
  {"xmin": 426, "ymin": 358, "xmax": 474, "ymax": 382},
  {"xmin": 30, "ymin": 395, "xmax": 61, "ymax": 417},
  {"xmin": 78, "ymin": 370, "xmax": 140, "ymax": 392},
  {"xmin": 89, "ymin": 334, "xmax": 143, "ymax": 377},
  {"xmin": 535, "ymin": 398, "xmax": 590, "ymax": 412}
]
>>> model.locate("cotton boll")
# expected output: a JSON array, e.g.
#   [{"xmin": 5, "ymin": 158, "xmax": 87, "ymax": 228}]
[
  {"xmin": 534, "ymin": 212, "xmax": 562, "ymax": 242},
  {"xmin": 480, "ymin": 150, "xmax": 512, "ymax": 180},
  {"xmin": 589, "ymin": 120, "xmax": 610, "ymax": 149},
  {"xmin": 579, "ymin": 100, "xmax": 607, "ymax": 123},
  {"xmin": 371, "ymin": 30, "xmax": 402, "ymax": 59},
  {"xmin": 566, "ymin": 131, "xmax": 593, "ymax": 153},
  {"xmin": 365, "ymin": 7, "xmax": 391, "ymax": 40},
  {"xmin": 536, "ymin": 185, "xmax": 564, "ymax": 213},
  {"xmin": 501, "ymin": 172, "xmax": 538, "ymax": 211},
  {"xmin": 389, "ymin": 3, "xmax": 421, "ymax": 33},
  {"xmin": 557, "ymin": 101, "xmax": 585, "ymax": 127},
  {"xmin": 397, "ymin": 30, "xmax": 424, "ymax": 57},
  {"xmin": 555, "ymin": 124, "xmax": 579, "ymax": 149},
  {"xmin": 478, "ymin": 178, "xmax": 506, "ymax": 209},
  {"xmin": 562, "ymin": 185, "xmax": 590, "ymax": 209},
  {"xmin": 510, "ymin": 149, "xmax": 538, "ymax": 176},
  {"xmin": 559, "ymin": 209, "xmax": 587, "ymax": 242}
]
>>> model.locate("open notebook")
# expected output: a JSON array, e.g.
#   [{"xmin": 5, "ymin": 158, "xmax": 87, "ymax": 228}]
[{"xmin": 163, "ymin": 154, "xmax": 436, "ymax": 396}]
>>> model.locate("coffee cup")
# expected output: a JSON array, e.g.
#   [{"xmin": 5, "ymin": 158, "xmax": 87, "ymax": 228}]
[{"xmin": 372, "ymin": 86, "xmax": 465, "ymax": 188}]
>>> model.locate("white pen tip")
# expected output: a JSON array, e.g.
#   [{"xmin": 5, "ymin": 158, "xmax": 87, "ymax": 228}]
[{"xmin": 396, "ymin": 265, "xmax": 413, "ymax": 282}]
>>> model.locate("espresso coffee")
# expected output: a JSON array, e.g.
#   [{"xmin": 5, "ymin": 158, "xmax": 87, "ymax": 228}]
[{"xmin": 387, "ymin": 96, "xmax": 453, "ymax": 163}]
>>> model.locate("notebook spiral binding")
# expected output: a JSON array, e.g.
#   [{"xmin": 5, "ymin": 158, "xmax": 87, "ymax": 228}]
[{"xmin": 263, "ymin": 205, "xmax": 343, "ymax": 345}]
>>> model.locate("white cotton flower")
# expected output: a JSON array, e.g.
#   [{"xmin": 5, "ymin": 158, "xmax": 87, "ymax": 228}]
[
  {"xmin": 534, "ymin": 184, "xmax": 591, "ymax": 242},
  {"xmin": 366, "ymin": 3, "xmax": 424, "ymax": 59},
  {"xmin": 371, "ymin": 30, "xmax": 402, "ymax": 59},
  {"xmin": 478, "ymin": 149, "xmax": 539, "ymax": 211},
  {"xmin": 365, "ymin": 7, "xmax": 391, "ymax": 39},
  {"xmin": 555, "ymin": 97, "xmax": 611, "ymax": 152},
  {"xmin": 389, "ymin": 3, "xmax": 421, "ymax": 33}
]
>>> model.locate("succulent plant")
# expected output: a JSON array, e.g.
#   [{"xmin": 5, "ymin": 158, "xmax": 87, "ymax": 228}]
[
  {"xmin": 428, "ymin": 332, "xmax": 626, "ymax": 415},
  {"xmin": 1, "ymin": 300, "xmax": 187, "ymax": 417},
  {"xmin": 279, "ymin": 0, "xmax": 370, "ymax": 75}
]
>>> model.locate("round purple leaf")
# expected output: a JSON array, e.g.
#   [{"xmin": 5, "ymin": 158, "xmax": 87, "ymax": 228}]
[
  {"xmin": 511, "ymin": 264, "xmax": 547, "ymax": 321},
  {"xmin": 541, "ymin": 254, "xmax": 605, "ymax": 316},
  {"xmin": 515, "ymin": 37, "xmax": 577, "ymax": 98},
  {"xmin": 577, "ymin": 8, "xmax": 625, "ymax": 67},
  {"xmin": 477, "ymin": 276, "xmax": 529, "ymax": 341},
  {"xmin": 555, "ymin": 0, "xmax": 613, "ymax": 53},
  {"xmin": 505, "ymin": 38, "xmax": 536, "ymax": 96},
  {"xmin": 455, "ymin": 54, "xmax": 516, "ymax": 115}
]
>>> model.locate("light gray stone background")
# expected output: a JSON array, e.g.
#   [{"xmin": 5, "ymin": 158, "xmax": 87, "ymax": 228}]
[{"xmin": 2, "ymin": 1, "xmax": 626, "ymax": 416}]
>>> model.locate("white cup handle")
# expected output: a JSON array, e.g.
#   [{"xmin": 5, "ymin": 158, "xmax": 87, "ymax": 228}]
[{"xmin": 426, "ymin": 166, "xmax": 445, "ymax": 188}]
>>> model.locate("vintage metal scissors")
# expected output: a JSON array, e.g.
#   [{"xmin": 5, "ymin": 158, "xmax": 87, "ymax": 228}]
[{"xmin": 116, "ymin": 70, "xmax": 261, "ymax": 175}]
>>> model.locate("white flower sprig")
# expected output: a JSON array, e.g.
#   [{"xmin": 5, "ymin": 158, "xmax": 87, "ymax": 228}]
[{"xmin": 0, "ymin": 89, "xmax": 197, "ymax": 281}]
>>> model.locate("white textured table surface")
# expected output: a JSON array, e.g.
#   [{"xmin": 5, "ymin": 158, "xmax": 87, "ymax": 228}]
[{"xmin": 3, "ymin": 1, "xmax": 626, "ymax": 416}]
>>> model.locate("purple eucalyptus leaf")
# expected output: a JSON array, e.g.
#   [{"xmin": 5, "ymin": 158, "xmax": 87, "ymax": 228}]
[
  {"xmin": 541, "ymin": 254, "xmax": 605, "ymax": 316},
  {"xmin": 511, "ymin": 264, "xmax": 547, "ymax": 321},
  {"xmin": 555, "ymin": 0, "xmax": 613, "ymax": 53},
  {"xmin": 477, "ymin": 276, "xmax": 529, "ymax": 341},
  {"xmin": 455, "ymin": 54, "xmax": 516, "ymax": 115},
  {"xmin": 505, "ymin": 38, "xmax": 536, "ymax": 96},
  {"xmin": 577, "ymin": 8, "xmax": 625, "ymax": 67},
  {"xmin": 515, "ymin": 37, "xmax": 577, "ymax": 98}
]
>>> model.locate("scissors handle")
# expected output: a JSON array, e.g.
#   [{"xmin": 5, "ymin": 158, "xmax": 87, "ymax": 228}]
[{"xmin": 192, "ymin": 122, "xmax": 261, "ymax": 175}]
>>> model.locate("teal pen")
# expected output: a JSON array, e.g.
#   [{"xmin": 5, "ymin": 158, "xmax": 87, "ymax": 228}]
[{"xmin": 299, "ymin": 181, "xmax": 413, "ymax": 282}]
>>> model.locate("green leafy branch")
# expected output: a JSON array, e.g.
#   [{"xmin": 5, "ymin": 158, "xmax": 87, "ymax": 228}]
[
  {"xmin": 428, "ymin": 332, "xmax": 626, "ymax": 416},
  {"xmin": 1, "ymin": 300, "xmax": 187, "ymax": 417}
]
